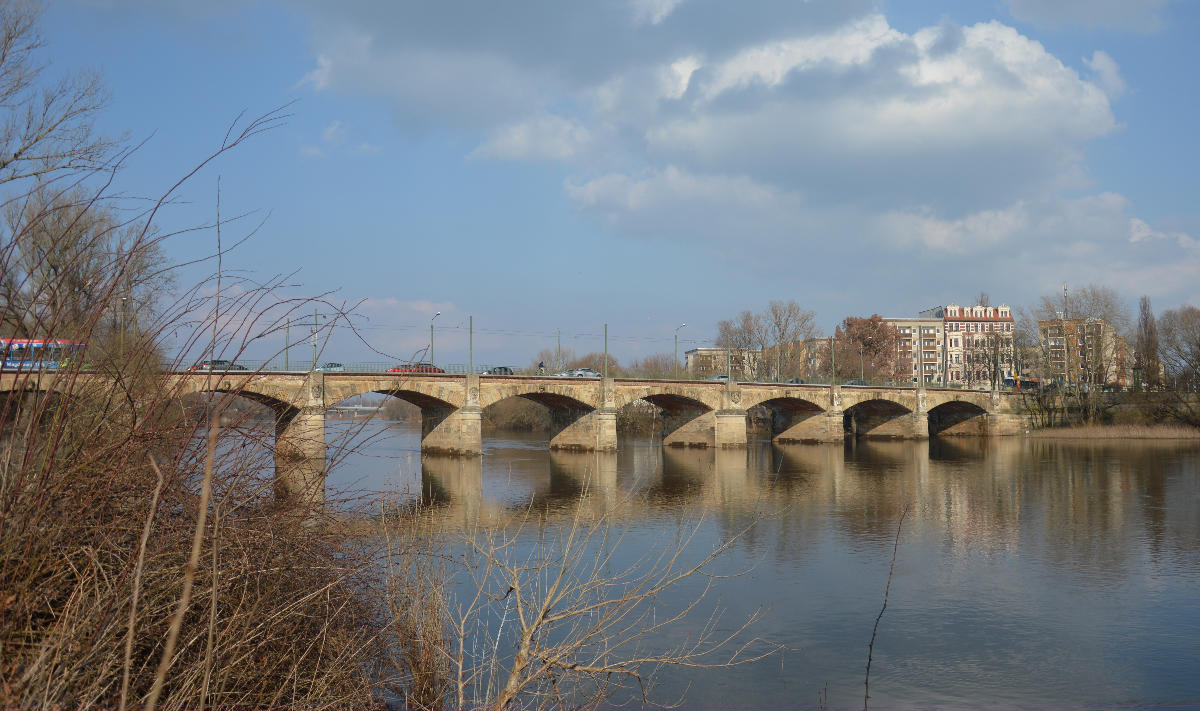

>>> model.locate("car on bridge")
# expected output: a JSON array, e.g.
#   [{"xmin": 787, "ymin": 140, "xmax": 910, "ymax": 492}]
[
  {"xmin": 387, "ymin": 362, "xmax": 446, "ymax": 374},
  {"xmin": 316, "ymin": 362, "xmax": 345, "ymax": 372},
  {"xmin": 479, "ymin": 366, "xmax": 514, "ymax": 375},
  {"xmin": 188, "ymin": 360, "xmax": 249, "ymax": 372},
  {"xmin": 707, "ymin": 374, "xmax": 730, "ymax": 381},
  {"xmin": 842, "ymin": 379, "xmax": 868, "ymax": 386},
  {"xmin": 553, "ymin": 368, "xmax": 602, "ymax": 378}
]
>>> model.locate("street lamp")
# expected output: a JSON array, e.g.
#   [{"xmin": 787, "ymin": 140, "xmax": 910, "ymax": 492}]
[
  {"xmin": 674, "ymin": 323, "xmax": 687, "ymax": 379},
  {"xmin": 429, "ymin": 312, "xmax": 441, "ymax": 366}
]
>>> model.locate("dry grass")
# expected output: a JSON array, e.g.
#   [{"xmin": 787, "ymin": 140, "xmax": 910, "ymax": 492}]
[{"xmin": 1027, "ymin": 423, "xmax": 1200, "ymax": 439}]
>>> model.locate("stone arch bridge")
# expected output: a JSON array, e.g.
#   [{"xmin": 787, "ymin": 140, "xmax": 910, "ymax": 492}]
[{"xmin": 1, "ymin": 371, "xmax": 1024, "ymax": 504}]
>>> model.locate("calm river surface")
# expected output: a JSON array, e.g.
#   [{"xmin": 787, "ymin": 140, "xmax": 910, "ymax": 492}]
[{"xmin": 326, "ymin": 420, "xmax": 1200, "ymax": 709}]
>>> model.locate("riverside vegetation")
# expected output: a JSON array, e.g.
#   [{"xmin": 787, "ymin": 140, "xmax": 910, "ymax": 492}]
[{"xmin": 0, "ymin": 5, "xmax": 768, "ymax": 708}]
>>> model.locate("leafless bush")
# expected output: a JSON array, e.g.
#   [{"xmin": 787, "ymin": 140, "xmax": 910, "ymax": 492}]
[{"xmin": 379, "ymin": 494, "xmax": 778, "ymax": 711}]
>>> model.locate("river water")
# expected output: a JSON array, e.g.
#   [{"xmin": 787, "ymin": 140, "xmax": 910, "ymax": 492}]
[{"xmin": 326, "ymin": 419, "xmax": 1200, "ymax": 709}]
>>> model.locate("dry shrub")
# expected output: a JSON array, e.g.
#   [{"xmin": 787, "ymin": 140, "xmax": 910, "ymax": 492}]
[{"xmin": 0, "ymin": 105, "xmax": 387, "ymax": 709}]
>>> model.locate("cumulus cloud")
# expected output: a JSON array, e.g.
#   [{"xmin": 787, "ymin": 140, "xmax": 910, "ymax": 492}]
[
  {"xmin": 1084, "ymin": 51, "xmax": 1125, "ymax": 98},
  {"xmin": 1004, "ymin": 0, "xmax": 1170, "ymax": 32},
  {"xmin": 290, "ymin": 2, "xmax": 1192, "ymax": 303},
  {"xmin": 472, "ymin": 114, "xmax": 593, "ymax": 162}
]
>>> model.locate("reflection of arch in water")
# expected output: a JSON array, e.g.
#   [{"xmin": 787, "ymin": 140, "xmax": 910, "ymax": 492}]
[{"xmin": 927, "ymin": 400, "xmax": 989, "ymax": 437}]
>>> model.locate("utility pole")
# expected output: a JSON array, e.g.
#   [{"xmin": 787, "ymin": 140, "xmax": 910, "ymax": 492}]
[
  {"xmin": 674, "ymin": 323, "xmax": 686, "ymax": 380},
  {"xmin": 429, "ymin": 311, "xmax": 441, "ymax": 366},
  {"xmin": 603, "ymin": 324, "xmax": 608, "ymax": 379},
  {"xmin": 284, "ymin": 319, "xmax": 290, "ymax": 371},
  {"xmin": 556, "ymin": 329, "xmax": 561, "ymax": 372},
  {"xmin": 469, "ymin": 315, "xmax": 473, "ymax": 374},
  {"xmin": 311, "ymin": 307, "xmax": 319, "ymax": 371}
]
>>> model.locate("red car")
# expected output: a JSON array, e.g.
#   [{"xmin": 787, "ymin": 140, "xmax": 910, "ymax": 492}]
[{"xmin": 387, "ymin": 362, "xmax": 445, "ymax": 373}]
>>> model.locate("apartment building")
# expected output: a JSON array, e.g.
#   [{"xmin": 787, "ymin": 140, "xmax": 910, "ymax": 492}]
[
  {"xmin": 684, "ymin": 347, "xmax": 760, "ymax": 379},
  {"xmin": 1036, "ymin": 317, "xmax": 1130, "ymax": 388},
  {"xmin": 882, "ymin": 317, "xmax": 944, "ymax": 384},
  {"xmin": 922, "ymin": 304, "xmax": 1016, "ymax": 386}
]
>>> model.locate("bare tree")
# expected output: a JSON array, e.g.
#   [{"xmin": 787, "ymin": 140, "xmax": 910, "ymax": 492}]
[
  {"xmin": 1157, "ymin": 305, "xmax": 1200, "ymax": 425},
  {"xmin": 1134, "ymin": 295, "xmax": 1161, "ymax": 390},
  {"xmin": 761, "ymin": 300, "xmax": 818, "ymax": 380},
  {"xmin": 0, "ymin": 1, "xmax": 116, "ymax": 186},
  {"xmin": 384, "ymin": 504, "xmax": 776, "ymax": 710},
  {"xmin": 0, "ymin": 185, "xmax": 171, "ymax": 346}
]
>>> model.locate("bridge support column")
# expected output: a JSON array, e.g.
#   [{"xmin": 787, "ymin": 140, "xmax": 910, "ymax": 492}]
[
  {"xmin": 985, "ymin": 412, "xmax": 1026, "ymax": 436},
  {"xmin": 422, "ymin": 406, "xmax": 483, "ymax": 455},
  {"xmin": 714, "ymin": 410, "xmax": 747, "ymax": 448},
  {"xmin": 775, "ymin": 410, "xmax": 845, "ymax": 443},
  {"xmin": 550, "ymin": 407, "xmax": 618, "ymax": 452},
  {"xmin": 663, "ymin": 410, "xmax": 715, "ymax": 448},
  {"xmin": 274, "ymin": 372, "xmax": 326, "ymax": 506},
  {"xmin": 860, "ymin": 411, "xmax": 929, "ymax": 440}
]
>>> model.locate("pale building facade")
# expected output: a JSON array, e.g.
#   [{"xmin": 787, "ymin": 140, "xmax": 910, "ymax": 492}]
[
  {"xmin": 1036, "ymin": 317, "xmax": 1130, "ymax": 388},
  {"xmin": 922, "ymin": 304, "xmax": 1016, "ymax": 387},
  {"xmin": 684, "ymin": 347, "xmax": 760, "ymax": 379},
  {"xmin": 882, "ymin": 317, "xmax": 945, "ymax": 384}
]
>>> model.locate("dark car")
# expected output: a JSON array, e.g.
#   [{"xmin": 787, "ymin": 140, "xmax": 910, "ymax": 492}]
[
  {"xmin": 842, "ymin": 379, "xmax": 868, "ymax": 386},
  {"xmin": 481, "ymin": 366, "xmax": 514, "ymax": 375},
  {"xmin": 785, "ymin": 377, "xmax": 805, "ymax": 384},
  {"xmin": 387, "ymin": 362, "xmax": 446, "ymax": 374}
]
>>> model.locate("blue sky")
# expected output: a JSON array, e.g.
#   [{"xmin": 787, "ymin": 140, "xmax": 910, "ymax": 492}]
[{"xmin": 42, "ymin": 0, "xmax": 1200, "ymax": 367}]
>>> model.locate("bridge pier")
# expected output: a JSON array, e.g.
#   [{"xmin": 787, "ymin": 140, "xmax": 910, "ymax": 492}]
[
  {"xmin": 775, "ymin": 410, "xmax": 845, "ymax": 443},
  {"xmin": 550, "ymin": 407, "xmax": 618, "ymax": 451},
  {"xmin": 857, "ymin": 411, "xmax": 929, "ymax": 440},
  {"xmin": 986, "ymin": 412, "xmax": 1026, "ymax": 436},
  {"xmin": 714, "ymin": 410, "xmax": 747, "ymax": 448},
  {"xmin": 421, "ymin": 374, "xmax": 482, "ymax": 455},
  {"xmin": 422, "ymin": 405, "xmax": 483, "ymax": 455},
  {"xmin": 662, "ymin": 410, "xmax": 716, "ymax": 447},
  {"xmin": 274, "ymin": 372, "xmax": 326, "ymax": 506}
]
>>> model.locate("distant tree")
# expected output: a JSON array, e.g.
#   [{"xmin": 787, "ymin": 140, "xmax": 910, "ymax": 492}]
[
  {"xmin": 818, "ymin": 315, "xmax": 903, "ymax": 382},
  {"xmin": 625, "ymin": 352, "xmax": 676, "ymax": 379},
  {"xmin": 567, "ymin": 351, "xmax": 619, "ymax": 375},
  {"xmin": 0, "ymin": 186, "xmax": 171, "ymax": 347},
  {"xmin": 1134, "ymin": 295, "xmax": 1161, "ymax": 390},
  {"xmin": 716, "ymin": 301, "xmax": 818, "ymax": 380},
  {"xmin": 531, "ymin": 346, "xmax": 575, "ymax": 374}
]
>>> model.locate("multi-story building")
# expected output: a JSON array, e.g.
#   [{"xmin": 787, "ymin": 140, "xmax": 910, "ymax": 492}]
[
  {"xmin": 1036, "ymin": 316, "xmax": 1130, "ymax": 388},
  {"xmin": 922, "ymin": 304, "xmax": 1016, "ymax": 387},
  {"xmin": 684, "ymin": 347, "xmax": 760, "ymax": 379},
  {"xmin": 882, "ymin": 317, "xmax": 945, "ymax": 384}
]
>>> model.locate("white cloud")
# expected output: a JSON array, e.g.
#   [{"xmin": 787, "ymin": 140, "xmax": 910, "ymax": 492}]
[
  {"xmin": 1129, "ymin": 217, "xmax": 1194, "ymax": 247},
  {"xmin": 1083, "ymin": 51, "xmax": 1125, "ymax": 99},
  {"xmin": 472, "ymin": 114, "xmax": 593, "ymax": 162},
  {"xmin": 289, "ymin": 4, "xmax": 1193, "ymax": 304},
  {"xmin": 1004, "ymin": 0, "xmax": 1170, "ymax": 32},
  {"xmin": 322, "ymin": 119, "xmax": 347, "ymax": 146},
  {"xmin": 629, "ymin": 0, "xmax": 685, "ymax": 27}
]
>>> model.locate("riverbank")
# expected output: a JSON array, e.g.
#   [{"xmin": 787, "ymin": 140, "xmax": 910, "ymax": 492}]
[{"xmin": 1028, "ymin": 423, "xmax": 1200, "ymax": 439}]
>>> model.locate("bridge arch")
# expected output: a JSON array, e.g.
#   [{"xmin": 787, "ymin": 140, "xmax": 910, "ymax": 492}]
[
  {"xmin": 483, "ymin": 391, "xmax": 603, "ymax": 451},
  {"xmin": 927, "ymin": 400, "xmax": 989, "ymax": 437},
  {"xmin": 753, "ymin": 396, "xmax": 829, "ymax": 443},
  {"xmin": 842, "ymin": 398, "xmax": 922, "ymax": 439}
]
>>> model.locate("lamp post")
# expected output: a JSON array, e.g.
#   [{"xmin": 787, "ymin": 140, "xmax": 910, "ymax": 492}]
[
  {"xmin": 429, "ymin": 311, "xmax": 441, "ymax": 366},
  {"xmin": 674, "ymin": 323, "xmax": 687, "ymax": 379}
]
